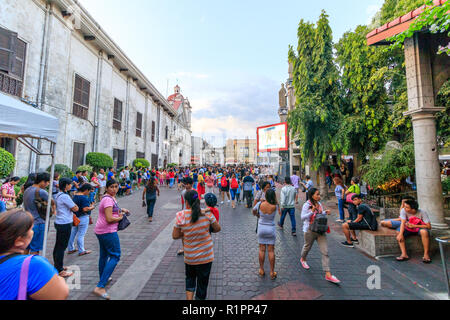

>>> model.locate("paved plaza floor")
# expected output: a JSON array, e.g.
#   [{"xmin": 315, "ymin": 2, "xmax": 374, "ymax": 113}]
[{"xmin": 42, "ymin": 187, "xmax": 450, "ymax": 300}]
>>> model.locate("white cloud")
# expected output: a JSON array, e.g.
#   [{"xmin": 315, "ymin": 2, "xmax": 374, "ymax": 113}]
[
  {"xmin": 366, "ymin": 1, "xmax": 383, "ymax": 26},
  {"xmin": 191, "ymin": 116, "xmax": 259, "ymax": 147},
  {"xmin": 168, "ymin": 71, "xmax": 209, "ymax": 80}
]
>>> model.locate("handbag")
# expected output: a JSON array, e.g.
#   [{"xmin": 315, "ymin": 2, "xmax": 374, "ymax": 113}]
[
  {"xmin": 253, "ymin": 202, "xmax": 262, "ymax": 234},
  {"xmin": 73, "ymin": 214, "xmax": 80, "ymax": 227},
  {"xmin": 104, "ymin": 195, "xmax": 131, "ymax": 231},
  {"xmin": 6, "ymin": 201, "xmax": 16, "ymax": 210},
  {"xmin": 118, "ymin": 214, "xmax": 131, "ymax": 231}
]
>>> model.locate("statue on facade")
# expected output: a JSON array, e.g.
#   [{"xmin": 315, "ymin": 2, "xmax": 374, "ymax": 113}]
[{"xmin": 279, "ymin": 83, "xmax": 287, "ymax": 108}]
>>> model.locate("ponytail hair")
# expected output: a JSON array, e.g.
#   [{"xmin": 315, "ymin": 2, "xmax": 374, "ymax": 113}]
[
  {"xmin": 184, "ymin": 190, "xmax": 201, "ymax": 223},
  {"xmin": 4, "ymin": 176, "xmax": 20, "ymax": 184}
]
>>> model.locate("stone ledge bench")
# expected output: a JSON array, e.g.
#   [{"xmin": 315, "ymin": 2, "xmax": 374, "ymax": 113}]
[{"xmin": 356, "ymin": 225, "xmax": 440, "ymax": 258}]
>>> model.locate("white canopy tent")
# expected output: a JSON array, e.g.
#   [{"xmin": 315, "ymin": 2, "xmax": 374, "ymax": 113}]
[{"xmin": 0, "ymin": 92, "xmax": 59, "ymax": 258}]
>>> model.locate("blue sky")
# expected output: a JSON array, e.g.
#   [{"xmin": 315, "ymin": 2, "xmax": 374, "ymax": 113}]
[{"xmin": 79, "ymin": 0, "xmax": 384, "ymax": 146}]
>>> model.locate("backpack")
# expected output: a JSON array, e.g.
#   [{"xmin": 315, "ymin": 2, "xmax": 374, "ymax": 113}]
[
  {"xmin": 221, "ymin": 177, "xmax": 228, "ymax": 187},
  {"xmin": 231, "ymin": 179, "xmax": 239, "ymax": 189},
  {"xmin": 308, "ymin": 202, "xmax": 328, "ymax": 234},
  {"xmin": 405, "ymin": 216, "xmax": 425, "ymax": 233},
  {"xmin": 34, "ymin": 188, "xmax": 53, "ymax": 221}
]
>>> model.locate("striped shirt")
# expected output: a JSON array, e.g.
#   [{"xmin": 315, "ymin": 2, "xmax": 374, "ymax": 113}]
[{"xmin": 175, "ymin": 209, "xmax": 216, "ymax": 265}]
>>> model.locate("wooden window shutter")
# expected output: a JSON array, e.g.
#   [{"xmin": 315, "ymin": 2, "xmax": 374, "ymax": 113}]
[
  {"xmin": 136, "ymin": 112, "xmax": 142, "ymax": 137},
  {"xmin": 11, "ymin": 39, "xmax": 26, "ymax": 79},
  {"xmin": 151, "ymin": 121, "xmax": 155, "ymax": 142},
  {"xmin": 73, "ymin": 74, "xmax": 90, "ymax": 119},
  {"xmin": 113, "ymin": 98, "xmax": 122, "ymax": 130},
  {"xmin": 0, "ymin": 27, "xmax": 17, "ymax": 74}
]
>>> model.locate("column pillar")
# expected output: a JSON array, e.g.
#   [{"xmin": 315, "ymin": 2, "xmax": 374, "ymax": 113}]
[{"xmin": 404, "ymin": 34, "xmax": 447, "ymax": 230}]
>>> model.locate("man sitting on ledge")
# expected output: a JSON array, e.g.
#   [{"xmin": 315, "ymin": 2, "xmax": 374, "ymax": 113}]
[
  {"xmin": 341, "ymin": 194, "xmax": 378, "ymax": 248},
  {"xmin": 381, "ymin": 198, "xmax": 432, "ymax": 263},
  {"xmin": 380, "ymin": 195, "xmax": 415, "ymax": 230}
]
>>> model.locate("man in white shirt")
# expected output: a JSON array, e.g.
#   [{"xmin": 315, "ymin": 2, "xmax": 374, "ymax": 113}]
[{"xmin": 278, "ymin": 176, "xmax": 298, "ymax": 236}]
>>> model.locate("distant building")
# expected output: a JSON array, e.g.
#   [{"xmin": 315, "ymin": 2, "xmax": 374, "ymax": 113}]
[
  {"xmin": 191, "ymin": 136, "xmax": 224, "ymax": 166},
  {"xmin": 167, "ymin": 85, "xmax": 192, "ymax": 167},
  {"xmin": 225, "ymin": 139, "xmax": 257, "ymax": 165}
]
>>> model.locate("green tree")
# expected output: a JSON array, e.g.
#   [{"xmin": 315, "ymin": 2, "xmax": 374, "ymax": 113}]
[
  {"xmin": 335, "ymin": 25, "xmax": 393, "ymax": 159},
  {"xmin": 288, "ymin": 10, "xmax": 341, "ymax": 170}
]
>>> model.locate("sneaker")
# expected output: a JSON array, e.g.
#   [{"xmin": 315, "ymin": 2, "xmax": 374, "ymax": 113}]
[
  {"xmin": 277, "ymin": 223, "xmax": 283, "ymax": 229},
  {"xmin": 341, "ymin": 241, "xmax": 354, "ymax": 248},
  {"xmin": 336, "ymin": 219, "xmax": 344, "ymax": 223},
  {"xmin": 220, "ymin": 201, "xmax": 224, "ymax": 205},
  {"xmin": 325, "ymin": 275, "xmax": 341, "ymax": 284},
  {"xmin": 351, "ymin": 238, "xmax": 359, "ymax": 244},
  {"xmin": 300, "ymin": 259, "xmax": 310, "ymax": 270},
  {"xmin": 292, "ymin": 232, "xmax": 297, "ymax": 237}
]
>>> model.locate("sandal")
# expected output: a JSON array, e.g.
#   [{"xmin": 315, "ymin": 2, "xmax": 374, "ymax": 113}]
[
  {"xmin": 93, "ymin": 289, "xmax": 111, "ymax": 300},
  {"xmin": 258, "ymin": 269, "xmax": 265, "ymax": 277},
  {"xmin": 422, "ymin": 258, "xmax": 432, "ymax": 264},
  {"xmin": 79, "ymin": 250, "xmax": 92, "ymax": 256},
  {"xmin": 177, "ymin": 250, "xmax": 184, "ymax": 256},
  {"xmin": 59, "ymin": 271, "xmax": 74, "ymax": 278},
  {"xmin": 270, "ymin": 272, "xmax": 278, "ymax": 280},
  {"xmin": 68, "ymin": 250, "xmax": 77, "ymax": 255},
  {"xmin": 396, "ymin": 256, "xmax": 409, "ymax": 262}
]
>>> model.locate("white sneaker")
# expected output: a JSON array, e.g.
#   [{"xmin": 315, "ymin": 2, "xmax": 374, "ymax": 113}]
[{"xmin": 220, "ymin": 201, "xmax": 224, "ymax": 204}]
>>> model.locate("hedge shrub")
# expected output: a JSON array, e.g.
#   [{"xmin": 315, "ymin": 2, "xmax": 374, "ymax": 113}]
[
  {"xmin": 0, "ymin": 148, "xmax": 15, "ymax": 178},
  {"xmin": 47, "ymin": 164, "xmax": 74, "ymax": 178},
  {"xmin": 133, "ymin": 158, "xmax": 150, "ymax": 168},
  {"xmin": 77, "ymin": 165, "xmax": 93, "ymax": 174},
  {"xmin": 443, "ymin": 176, "xmax": 450, "ymax": 194},
  {"xmin": 86, "ymin": 152, "xmax": 114, "ymax": 170}
]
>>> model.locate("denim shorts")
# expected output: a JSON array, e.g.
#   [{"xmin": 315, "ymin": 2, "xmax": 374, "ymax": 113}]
[
  {"xmin": 28, "ymin": 223, "xmax": 46, "ymax": 252},
  {"xmin": 386, "ymin": 219, "xmax": 402, "ymax": 231}
]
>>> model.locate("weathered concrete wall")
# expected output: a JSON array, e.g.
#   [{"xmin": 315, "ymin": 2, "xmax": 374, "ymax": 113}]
[
  {"xmin": 2, "ymin": 0, "xmax": 192, "ymax": 176},
  {"xmin": 0, "ymin": 0, "xmax": 47, "ymax": 175}
]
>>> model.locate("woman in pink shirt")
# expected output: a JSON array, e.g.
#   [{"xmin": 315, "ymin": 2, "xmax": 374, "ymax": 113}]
[{"xmin": 93, "ymin": 179, "xmax": 130, "ymax": 300}]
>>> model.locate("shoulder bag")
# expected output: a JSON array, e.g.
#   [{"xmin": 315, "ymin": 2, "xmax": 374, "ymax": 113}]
[{"xmin": 104, "ymin": 195, "xmax": 130, "ymax": 231}]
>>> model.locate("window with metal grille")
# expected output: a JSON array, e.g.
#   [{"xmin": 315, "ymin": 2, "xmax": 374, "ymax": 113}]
[
  {"xmin": 151, "ymin": 121, "xmax": 155, "ymax": 142},
  {"xmin": 113, "ymin": 149, "xmax": 125, "ymax": 169},
  {"xmin": 113, "ymin": 98, "xmax": 122, "ymax": 130},
  {"xmin": 72, "ymin": 142, "xmax": 85, "ymax": 171},
  {"xmin": 151, "ymin": 154, "xmax": 158, "ymax": 169},
  {"xmin": 136, "ymin": 112, "xmax": 142, "ymax": 137},
  {"xmin": 0, "ymin": 27, "xmax": 26, "ymax": 98},
  {"xmin": 73, "ymin": 74, "xmax": 90, "ymax": 119},
  {"xmin": 136, "ymin": 152, "xmax": 145, "ymax": 159}
]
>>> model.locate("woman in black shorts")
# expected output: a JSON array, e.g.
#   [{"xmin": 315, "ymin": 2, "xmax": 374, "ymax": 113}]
[{"xmin": 220, "ymin": 174, "xmax": 231, "ymax": 205}]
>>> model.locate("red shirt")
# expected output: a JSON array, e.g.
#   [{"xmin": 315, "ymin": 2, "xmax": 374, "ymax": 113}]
[{"xmin": 209, "ymin": 207, "xmax": 219, "ymax": 222}]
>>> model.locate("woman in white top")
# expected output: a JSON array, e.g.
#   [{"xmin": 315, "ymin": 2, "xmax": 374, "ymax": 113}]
[
  {"xmin": 53, "ymin": 178, "xmax": 79, "ymax": 278},
  {"xmin": 300, "ymin": 188, "xmax": 340, "ymax": 284}
]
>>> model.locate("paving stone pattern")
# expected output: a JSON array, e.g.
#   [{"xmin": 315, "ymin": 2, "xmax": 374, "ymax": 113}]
[{"xmin": 43, "ymin": 186, "xmax": 449, "ymax": 300}]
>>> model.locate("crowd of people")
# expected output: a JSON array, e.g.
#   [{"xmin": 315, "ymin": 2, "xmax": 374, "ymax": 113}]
[{"xmin": 0, "ymin": 162, "xmax": 438, "ymax": 300}]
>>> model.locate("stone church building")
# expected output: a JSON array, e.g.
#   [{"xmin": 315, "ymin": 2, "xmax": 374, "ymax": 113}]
[{"xmin": 0, "ymin": 0, "xmax": 191, "ymax": 177}]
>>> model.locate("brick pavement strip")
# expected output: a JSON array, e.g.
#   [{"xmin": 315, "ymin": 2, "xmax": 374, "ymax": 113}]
[{"xmin": 43, "ymin": 186, "xmax": 448, "ymax": 300}]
